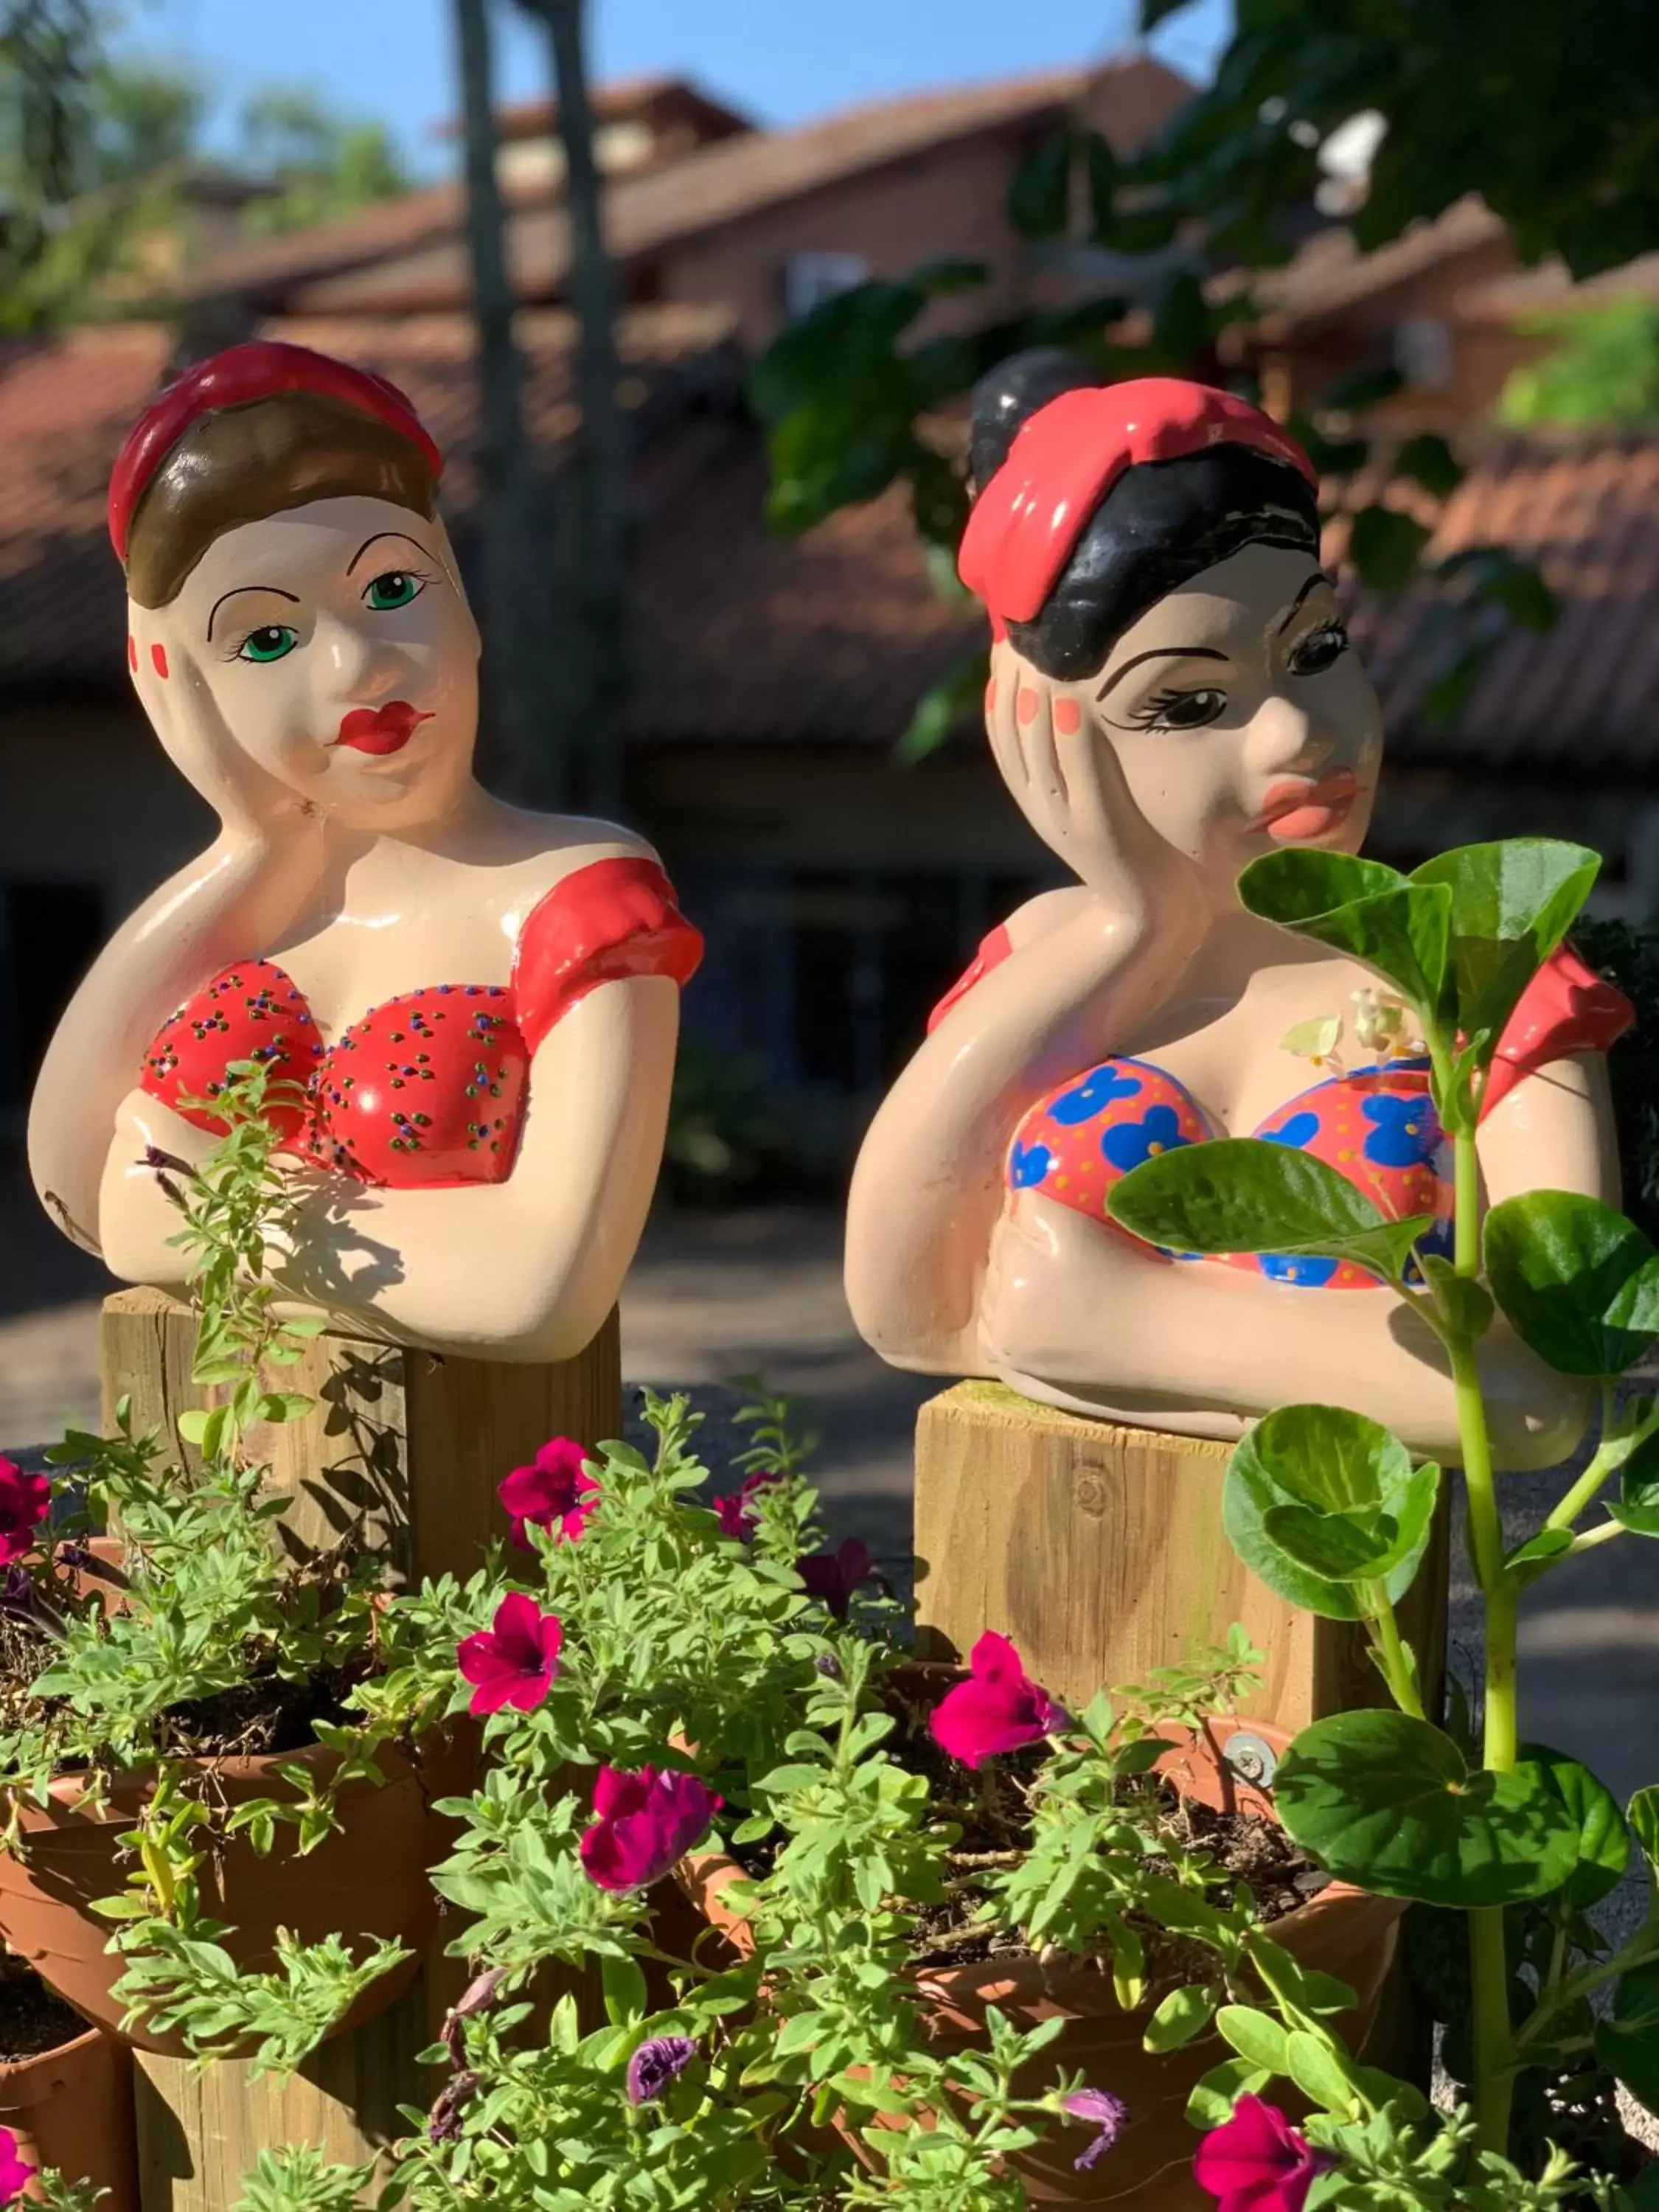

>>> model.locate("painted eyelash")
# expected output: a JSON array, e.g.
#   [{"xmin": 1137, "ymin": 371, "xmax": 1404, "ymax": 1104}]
[
  {"xmin": 217, "ymin": 622, "xmax": 294, "ymax": 662},
  {"xmin": 1126, "ymin": 686, "xmax": 1222, "ymax": 727},
  {"xmin": 364, "ymin": 561, "xmax": 442, "ymax": 591}
]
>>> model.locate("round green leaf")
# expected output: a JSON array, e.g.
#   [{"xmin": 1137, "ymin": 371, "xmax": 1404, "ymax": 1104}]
[
  {"xmin": 1215, "ymin": 2004, "xmax": 1288, "ymax": 2075},
  {"xmin": 1273, "ymin": 1711, "xmax": 1582, "ymax": 1907},
  {"xmin": 1485, "ymin": 1191, "xmax": 1659, "ymax": 1377},
  {"xmin": 1239, "ymin": 849, "xmax": 1450, "ymax": 1016},
  {"xmin": 1225, "ymin": 1406, "xmax": 1439, "ymax": 1621},
  {"xmin": 1523, "ymin": 1743, "xmax": 1630, "ymax": 1909},
  {"xmin": 1411, "ymin": 839, "xmax": 1599, "ymax": 1058},
  {"xmin": 1108, "ymin": 1138, "xmax": 1430, "ymax": 1284},
  {"xmin": 1611, "ymin": 1430, "xmax": 1659, "ymax": 1537},
  {"xmin": 1597, "ymin": 1959, "xmax": 1659, "ymax": 2115},
  {"xmin": 1144, "ymin": 1983, "xmax": 1218, "ymax": 2053}
]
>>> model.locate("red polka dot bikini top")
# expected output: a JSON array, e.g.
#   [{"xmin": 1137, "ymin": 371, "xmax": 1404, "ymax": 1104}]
[{"xmin": 140, "ymin": 856, "xmax": 702, "ymax": 1190}]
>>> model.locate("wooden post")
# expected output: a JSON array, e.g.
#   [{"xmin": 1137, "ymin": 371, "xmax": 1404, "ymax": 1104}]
[
  {"xmin": 912, "ymin": 1381, "xmax": 1450, "ymax": 1732},
  {"xmin": 97, "ymin": 1287, "xmax": 622, "ymax": 2210}
]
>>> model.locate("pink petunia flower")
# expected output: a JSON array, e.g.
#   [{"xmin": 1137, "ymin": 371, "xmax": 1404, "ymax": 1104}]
[
  {"xmin": 0, "ymin": 1458, "xmax": 50, "ymax": 1567},
  {"xmin": 578, "ymin": 1766, "xmax": 723, "ymax": 1891},
  {"xmin": 498, "ymin": 1436, "xmax": 599, "ymax": 1550},
  {"xmin": 0, "ymin": 2125, "xmax": 35, "ymax": 2201},
  {"xmin": 1193, "ymin": 2095, "xmax": 1336, "ymax": 2212},
  {"xmin": 928, "ymin": 1630, "xmax": 1071, "ymax": 1770},
  {"xmin": 712, "ymin": 1469, "xmax": 781, "ymax": 1541},
  {"xmin": 799, "ymin": 1536, "xmax": 874, "ymax": 1618},
  {"xmin": 456, "ymin": 1593, "xmax": 563, "ymax": 1717}
]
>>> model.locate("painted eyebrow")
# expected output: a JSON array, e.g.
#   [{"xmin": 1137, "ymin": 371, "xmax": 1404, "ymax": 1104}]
[
  {"xmin": 206, "ymin": 584, "xmax": 300, "ymax": 641},
  {"xmin": 347, "ymin": 529, "xmax": 432, "ymax": 576},
  {"xmin": 1096, "ymin": 644, "xmax": 1229, "ymax": 700},
  {"xmin": 1275, "ymin": 571, "xmax": 1337, "ymax": 633}
]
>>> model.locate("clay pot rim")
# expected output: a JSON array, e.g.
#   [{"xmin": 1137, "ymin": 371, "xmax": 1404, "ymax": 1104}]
[
  {"xmin": 0, "ymin": 2014, "xmax": 109, "ymax": 2085},
  {"xmin": 675, "ymin": 1711, "xmax": 1396, "ymax": 2014},
  {"xmin": 12, "ymin": 1730, "xmax": 426, "ymax": 1832}
]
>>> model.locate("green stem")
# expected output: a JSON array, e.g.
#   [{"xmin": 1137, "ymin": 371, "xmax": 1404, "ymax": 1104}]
[
  {"xmin": 1545, "ymin": 1387, "xmax": 1622, "ymax": 1532},
  {"xmin": 1566, "ymin": 1520, "xmax": 1625, "ymax": 1556},
  {"xmin": 1449, "ymin": 1124, "xmax": 1517, "ymax": 2157},
  {"xmin": 1366, "ymin": 1586, "xmax": 1425, "ymax": 1719}
]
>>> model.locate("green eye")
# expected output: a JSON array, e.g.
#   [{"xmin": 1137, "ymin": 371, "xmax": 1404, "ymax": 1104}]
[
  {"xmin": 364, "ymin": 569, "xmax": 425, "ymax": 611},
  {"xmin": 238, "ymin": 625, "xmax": 299, "ymax": 664}
]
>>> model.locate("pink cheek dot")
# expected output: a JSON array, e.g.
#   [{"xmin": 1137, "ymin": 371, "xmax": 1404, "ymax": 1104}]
[
  {"xmin": 1015, "ymin": 686, "xmax": 1039, "ymax": 726},
  {"xmin": 150, "ymin": 642, "xmax": 169, "ymax": 679},
  {"xmin": 127, "ymin": 633, "xmax": 138, "ymax": 673},
  {"xmin": 1053, "ymin": 696, "xmax": 1082, "ymax": 736},
  {"xmin": 984, "ymin": 678, "xmax": 997, "ymax": 715}
]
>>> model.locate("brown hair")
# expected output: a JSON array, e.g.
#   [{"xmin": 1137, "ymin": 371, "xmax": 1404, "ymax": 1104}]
[{"xmin": 125, "ymin": 391, "xmax": 438, "ymax": 608}]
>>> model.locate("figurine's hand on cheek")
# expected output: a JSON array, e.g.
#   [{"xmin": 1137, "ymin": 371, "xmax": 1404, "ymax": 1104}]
[{"xmin": 145, "ymin": 648, "xmax": 315, "ymax": 842}]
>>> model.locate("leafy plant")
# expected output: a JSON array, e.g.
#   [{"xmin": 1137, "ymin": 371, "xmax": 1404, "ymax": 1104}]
[
  {"xmin": 1106, "ymin": 834, "xmax": 1659, "ymax": 2195},
  {"xmin": 0, "ymin": 1060, "xmax": 434, "ymax": 2071}
]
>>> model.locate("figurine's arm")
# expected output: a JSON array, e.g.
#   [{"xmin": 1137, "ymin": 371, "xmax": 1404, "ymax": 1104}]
[
  {"xmin": 30, "ymin": 833, "xmax": 319, "ymax": 1254},
  {"xmin": 980, "ymin": 1052, "xmax": 1618, "ymax": 1470},
  {"xmin": 100, "ymin": 975, "xmax": 679, "ymax": 1360},
  {"xmin": 844, "ymin": 889, "xmax": 1203, "ymax": 1371}
]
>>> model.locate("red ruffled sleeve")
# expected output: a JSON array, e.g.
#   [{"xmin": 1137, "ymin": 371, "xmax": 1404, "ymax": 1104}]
[
  {"xmin": 927, "ymin": 922, "xmax": 1013, "ymax": 1034},
  {"xmin": 511, "ymin": 855, "xmax": 703, "ymax": 1054},
  {"xmin": 1480, "ymin": 944, "xmax": 1634, "ymax": 1119}
]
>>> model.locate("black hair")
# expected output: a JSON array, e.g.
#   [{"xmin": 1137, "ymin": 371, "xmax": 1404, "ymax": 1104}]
[{"xmin": 968, "ymin": 349, "xmax": 1323, "ymax": 684}]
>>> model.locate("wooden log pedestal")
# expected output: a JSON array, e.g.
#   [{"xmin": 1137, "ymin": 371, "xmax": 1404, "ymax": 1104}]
[
  {"xmin": 912, "ymin": 1381, "xmax": 1450, "ymax": 1738},
  {"xmin": 97, "ymin": 1287, "xmax": 623, "ymax": 2211}
]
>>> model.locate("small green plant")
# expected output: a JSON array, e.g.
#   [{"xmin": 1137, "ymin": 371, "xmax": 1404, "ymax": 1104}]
[
  {"xmin": 0, "ymin": 1060, "xmax": 432, "ymax": 2071},
  {"xmin": 1103, "ymin": 835, "xmax": 1659, "ymax": 2199}
]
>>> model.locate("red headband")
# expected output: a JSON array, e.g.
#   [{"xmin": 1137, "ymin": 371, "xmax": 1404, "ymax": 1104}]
[
  {"xmin": 957, "ymin": 377, "xmax": 1317, "ymax": 628},
  {"xmin": 108, "ymin": 339, "xmax": 443, "ymax": 561}
]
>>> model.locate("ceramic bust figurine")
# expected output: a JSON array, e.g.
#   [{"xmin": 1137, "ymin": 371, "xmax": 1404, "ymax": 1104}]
[
  {"xmin": 29, "ymin": 340, "xmax": 701, "ymax": 1362},
  {"xmin": 845, "ymin": 353, "xmax": 1632, "ymax": 1466}
]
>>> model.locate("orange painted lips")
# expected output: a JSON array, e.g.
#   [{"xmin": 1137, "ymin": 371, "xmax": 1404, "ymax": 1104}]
[{"xmin": 1251, "ymin": 767, "xmax": 1360, "ymax": 841}]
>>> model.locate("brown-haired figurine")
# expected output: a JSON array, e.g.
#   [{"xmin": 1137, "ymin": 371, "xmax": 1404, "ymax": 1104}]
[
  {"xmin": 29, "ymin": 340, "xmax": 701, "ymax": 1359},
  {"xmin": 846, "ymin": 355, "xmax": 1632, "ymax": 1464}
]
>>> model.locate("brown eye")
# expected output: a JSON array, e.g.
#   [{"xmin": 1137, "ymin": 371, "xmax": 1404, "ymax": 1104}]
[
  {"xmin": 1145, "ymin": 686, "xmax": 1227, "ymax": 731},
  {"xmin": 1290, "ymin": 622, "xmax": 1349, "ymax": 675}
]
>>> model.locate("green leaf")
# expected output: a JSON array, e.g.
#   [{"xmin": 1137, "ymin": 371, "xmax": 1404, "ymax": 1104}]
[
  {"xmin": 1186, "ymin": 2056, "xmax": 1270, "ymax": 2129},
  {"xmin": 1143, "ymin": 1983, "xmax": 1217, "ymax": 2053},
  {"xmin": 254, "ymin": 1393, "xmax": 312, "ymax": 1425},
  {"xmin": 1630, "ymin": 1787, "xmax": 1659, "ymax": 1868},
  {"xmin": 1239, "ymin": 849, "xmax": 1450, "ymax": 1018},
  {"xmin": 1421, "ymin": 1255, "xmax": 1494, "ymax": 1339},
  {"xmin": 601, "ymin": 1954, "xmax": 648, "ymax": 2025},
  {"xmin": 1598, "ymin": 1959, "xmax": 1659, "ymax": 2113},
  {"xmin": 1349, "ymin": 504, "xmax": 1433, "ymax": 594},
  {"xmin": 1394, "ymin": 433, "xmax": 1464, "ymax": 500},
  {"xmin": 1485, "ymin": 1191, "xmax": 1659, "ymax": 1377},
  {"xmin": 1225, "ymin": 1405, "xmax": 1439, "ymax": 1621},
  {"xmin": 1214, "ymin": 2004, "xmax": 1289, "ymax": 2074},
  {"xmin": 1411, "ymin": 839, "xmax": 1599, "ymax": 1057},
  {"xmin": 175, "ymin": 1408, "xmax": 212, "ymax": 1445},
  {"xmin": 1504, "ymin": 1526, "xmax": 1575, "ymax": 1582},
  {"xmin": 1610, "ymin": 1430, "xmax": 1659, "ymax": 1537},
  {"xmin": 1524, "ymin": 1745, "xmax": 1630, "ymax": 1909},
  {"xmin": 1284, "ymin": 2028, "xmax": 1359, "ymax": 2114},
  {"xmin": 1008, "ymin": 131, "xmax": 1072, "ymax": 239},
  {"xmin": 1107, "ymin": 1137, "xmax": 1433, "ymax": 1286},
  {"xmin": 1274, "ymin": 1711, "xmax": 1583, "ymax": 1907}
]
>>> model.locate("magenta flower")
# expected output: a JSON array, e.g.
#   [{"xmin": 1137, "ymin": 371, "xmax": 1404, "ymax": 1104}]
[
  {"xmin": 1062, "ymin": 2085, "xmax": 1130, "ymax": 2171},
  {"xmin": 1193, "ymin": 2096, "xmax": 1336, "ymax": 2211},
  {"xmin": 713, "ymin": 1468, "xmax": 781, "ymax": 1540},
  {"xmin": 627, "ymin": 2033, "xmax": 698, "ymax": 2105},
  {"xmin": 0, "ymin": 2126, "xmax": 34, "ymax": 2200},
  {"xmin": 456, "ymin": 1593, "xmax": 563, "ymax": 1717},
  {"xmin": 498, "ymin": 1436, "xmax": 599, "ymax": 1550},
  {"xmin": 0, "ymin": 1458, "xmax": 50, "ymax": 1567},
  {"xmin": 928, "ymin": 1630, "xmax": 1070, "ymax": 1770},
  {"xmin": 579, "ymin": 1766, "xmax": 723, "ymax": 1891},
  {"xmin": 799, "ymin": 1536, "xmax": 874, "ymax": 1618}
]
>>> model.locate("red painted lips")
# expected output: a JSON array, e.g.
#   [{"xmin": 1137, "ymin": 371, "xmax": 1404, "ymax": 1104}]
[{"xmin": 333, "ymin": 700, "xmax": 434, "ymax": 755}]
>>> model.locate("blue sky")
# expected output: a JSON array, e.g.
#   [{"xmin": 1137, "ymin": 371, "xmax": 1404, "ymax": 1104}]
[{"xmin": 116, "ymin": 0, "xmax": 1231, "ymax": 170}]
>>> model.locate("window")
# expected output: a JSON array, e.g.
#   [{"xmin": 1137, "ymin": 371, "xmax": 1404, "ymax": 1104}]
[{"xmin": 783, "ymin": 250, "xmax": 871, "ymax": 320}]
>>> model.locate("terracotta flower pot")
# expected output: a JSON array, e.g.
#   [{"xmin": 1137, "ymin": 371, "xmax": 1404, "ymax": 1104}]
[
  {"xmin": 678, "ymin": 1716, "xmax": 1405, "ymax": 2208},
  {"xmin": 0, "ymin": 1734, "xmax": 453, "ymax": 2059},
  {"xmin": 0, "ymin": 2014, "xmax": 137, "ymax": 2211}
]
